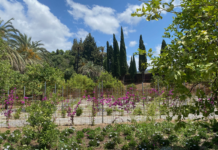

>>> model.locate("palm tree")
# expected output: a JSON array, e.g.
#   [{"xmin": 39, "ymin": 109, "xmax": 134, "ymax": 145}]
[
  {"xmin": 8, "ymin": 32, "xmax": 51, "ymax": 70},
  {"xmin": 78, "ymin": 61, "xmax": 103, "ymax": 81},
  {"xmin": 78, "ymin": 57, "xmax": 87, "ymax": 68},
  {"xmin": 0, "ymin": 18, "xmax": 26, "ymax": 72},
  {"xmin": 98, "ymin": 46, "xmax": 106, "ymax": 70},
  {"xmin": 0, "ymin": 18, "xmax": 20, "ymax": 42}
]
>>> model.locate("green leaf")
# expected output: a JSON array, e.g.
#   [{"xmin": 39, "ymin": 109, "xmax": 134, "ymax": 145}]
[{"xmin": 174, "ymin": 74, "xmax": 177, "ymax": 80}]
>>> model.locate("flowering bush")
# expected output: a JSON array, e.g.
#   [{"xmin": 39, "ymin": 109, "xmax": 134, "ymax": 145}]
[{"xmin": 25, "ymin": 95, "xmax": 59, "ymax": 149}]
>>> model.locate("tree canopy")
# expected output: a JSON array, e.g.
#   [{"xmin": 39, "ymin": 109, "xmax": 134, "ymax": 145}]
[{"xmin": 132, "ymin": 0, "xmax": 218, "ymax": 122}]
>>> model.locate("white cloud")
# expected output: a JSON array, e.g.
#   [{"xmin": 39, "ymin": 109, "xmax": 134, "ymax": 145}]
[
  {"xmin": 129, "ymin": 41, "xmax": 137, "ymax": 47},
  {"xmin": 67, "ymin": 0, "xmax": 120, "ymax": 34},
  {"xmin": 123, "ymin": 26, "xmax": 136, "ymax": 36},
  {"xmin": 117, "ymin": 3, "xmax": 144, "ymax": 25},
  {"xmin": 126, "ymin": 46, "xmax": 127, "ymax": 49},
  {"xmin": 154, "ymin": 44, "xmax": 161, "ymax": 56},
  {"xmin": 73, "ymin": 28, "xmax": 89, "ymax": 41},
  {"xmin": 0, "ymin": 0, "xmax": 73, "ymax": 52},
  {"xmin": 144, "ymin": 42, "xmax": 147, "ymax": 45}
]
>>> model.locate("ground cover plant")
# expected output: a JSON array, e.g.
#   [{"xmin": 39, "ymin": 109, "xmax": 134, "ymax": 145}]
[{"xmin": 0, "ymin": 120, "xmax": 218, "ymax": 149}]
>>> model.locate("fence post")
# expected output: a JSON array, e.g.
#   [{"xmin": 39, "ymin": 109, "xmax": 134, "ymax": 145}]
[{"xmin": 62, "ymin": 86, "xmax": 63, "ymax": 112}]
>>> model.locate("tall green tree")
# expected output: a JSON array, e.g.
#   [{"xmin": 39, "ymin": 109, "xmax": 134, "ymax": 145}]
[
  {"xmin": 109, "ymin": 45, "xmax": 114, "ymax": 73},
  {"xmin": 132, "ymin": 0, "xmax": 218, "ymax": 124},
  {"xmin": 138, "ymin": 35, "xmax": 147, "ymax": 82},
  {"xmin": 160, "ymin": 39, "xmax": 167, "ymax": 56},
  {"xmin": 129, "ymin": 56, "xmax": 134, "ymax": 82},
  {"xmin": 106, "ymin": 41, "xmax": 109, "ymax": 72},
  {"xmin": 120, "ymin": 27, "xmax": 128, "ymax": 83},
  {"xmin": 112, "ymin": 34, "xmax": 120, "ymax": 78},
  {"xmin": 133, "ymin": 55, "xmax": 137, "ymax": 75},
  {"xmin": 82, "ymin": 33, "xmax": 98, "ymax": 63}
]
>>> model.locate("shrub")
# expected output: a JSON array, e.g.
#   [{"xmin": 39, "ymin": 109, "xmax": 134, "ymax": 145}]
[
  {"xmin": 7, "ymin": 133, "xmax": 20, "ymax": 143},
  {"xmin": 126, "ymin": 83, "xmax": 136, "ymax": 91},
  {"xmin": 104, "ymin": 140, "xmax": 116, "ymax": 149},
  {"xmin": 3, "ymin": 142, "xmax": 15, "ymax": 150},
  {"xmin": 68, "ymin": 127, "xmax": 75, "ymax": 134},
  {"xmin": 82, "ymin": 128, "xmax": 91, "ymax": 133},
  {"xmin": 120, "ymin": 109, "xmax": 124, "ymax": 116},
  {"xmin": 87, "ymin": 130, "xmax": 96, "ymax": 139},
  {"xmin": 25, "ymin": 98, "xmax": 59, "ymax": 149},
  {"xmin": 98, "ymin": 71, "xmax": 124, "ymax": 89},
  {"xmin": 20, "ymin": 136, "xmax": 31, "ymax": 145},
  {"xmin": 128, "ymin": 139, "xmax": 137, "ymax": 148},
  {"xmin": 133, "ymin": 107, "xmax": 143, "ymax": 115},
  {"xmin": 109, "ymin": 132, "xmax": 119, "ymax": 138},
  {"xmin": 123, "ymin": 128, "xmax": 131, "ymax": 136},
  {"xmin": 185, "ymin": 136, "xmax": 200, "ymax": 150},
  {"xmin": 202, "ymin": 141, "xmax": 213, "ymax": 149},
  {"xmin": 106, "ymin": 108, "xmax": 113, "ymax": 116},
  {"xmin": 151, "ymin": 132, "xmax": 163, "ymax": 143},
  {"xmin": 89, "ymin": 139, "xmax": 100, "ymax": 147},
  {"xmin": 125, "ymin": 135, "xmax": 132, "ymax": 140},
  {"xmin": 163, "ymin": 128, "xmax": 172, "ymax": 134},
  {"xmin": 0, "ymin": 133, "xmax": 7, "ymax": 140},
  {"xmin": 14, "ymin": 107, "xmax": 22, "ymax": 119},
  {"xmin": 96, "ymin": 134, "xmax": 104, "ymax": 141},
  {"xmin": 212, "ymin": 133, "xmax": 218, "ymax": 143},
  {"xmin": 113, "ymin": 136, "xmax": 122, "ymax": 144},
  {"xmin": 121, "ymin": 144, "xmax": 129, "ymax": 150},
  {"xmin": 76, "ymin": 106, "xmax": 83, "ymax": 116},
  {"xmin": 61, "ymin": 108, "xmax": 67, "ymax": 118},
  {"xmin": 68, "ymin": 74, "xmax": 96, "ymax": 96},
  {"xmin": 197, "ymin": 128, "xmax": 208, "ymax": 139},
  {"xmin": 168, "ymin": 134, "xmax": 178, "ymax": 143},
  {"xmin": 76, "ymin": 131, "xmax": 84, "ymax": 139}
]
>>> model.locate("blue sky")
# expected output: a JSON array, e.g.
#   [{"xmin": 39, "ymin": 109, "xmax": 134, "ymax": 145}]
[{"xmin": 0, "ymin": 0, "xmax": 183, "ymax": 70}]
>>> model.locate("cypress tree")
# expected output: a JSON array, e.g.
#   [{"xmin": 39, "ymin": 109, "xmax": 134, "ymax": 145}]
[
  {"xmin": 132, "ymin": 55, "xmax": 137, "ymax": 82},
  {"xmin": 107, "ymin": 42, "xmax": 113, "ymax": 73},
  {"xmin": 138, "ymin": 35, "xmax": 147, "ymax": 82},
  {"xmin": 120, "ymin": 27, "xmax": 128, "ymax": 83},
  {"xmin": 106, "ymin": 41, "xmax": 110, "ymax": 72},
  {"xmin": 129, "ymin": 56, "xmax": 134, "ymax": 82},
  {"xmin": 109, "ymin": 45, "xmax": 114, "ymax": 74},
  {"xmin": 160, "ymin": 39, "xmax": 167, "ymax": 58},
  {"xmin": 133, "ymin": 55, "xmax": 137, "ymax": 75},
  {"xmin": 113, "ymin": 34, "xmax": 120, "ymax": 78}
]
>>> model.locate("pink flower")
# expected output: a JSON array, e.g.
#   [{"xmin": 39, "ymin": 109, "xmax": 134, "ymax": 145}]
[{"xmin": 21, "ymin": 101, "xmax": 25, "ymax": 104}]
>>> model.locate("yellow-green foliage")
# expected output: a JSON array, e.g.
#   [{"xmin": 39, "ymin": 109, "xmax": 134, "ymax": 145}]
[
  {"xmin": 126, "ymin": 83, "xmax": 136, "ymax": 90},
  {"xmin": 146, "ymin": 98, "xmax": 158, "ymax": 121},
  {"xmin": 67, "ymin": 74, "xmax": 96, "ymax": 94},
  {"xmin": 98, "ymin": 71, "xmax": 124, "ymax": 89}
]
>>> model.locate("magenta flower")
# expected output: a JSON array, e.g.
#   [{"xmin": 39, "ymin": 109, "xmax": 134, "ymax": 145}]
[{"xmin": 21, "ymin": 101, "xmax": 25, "ymax": 104}]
